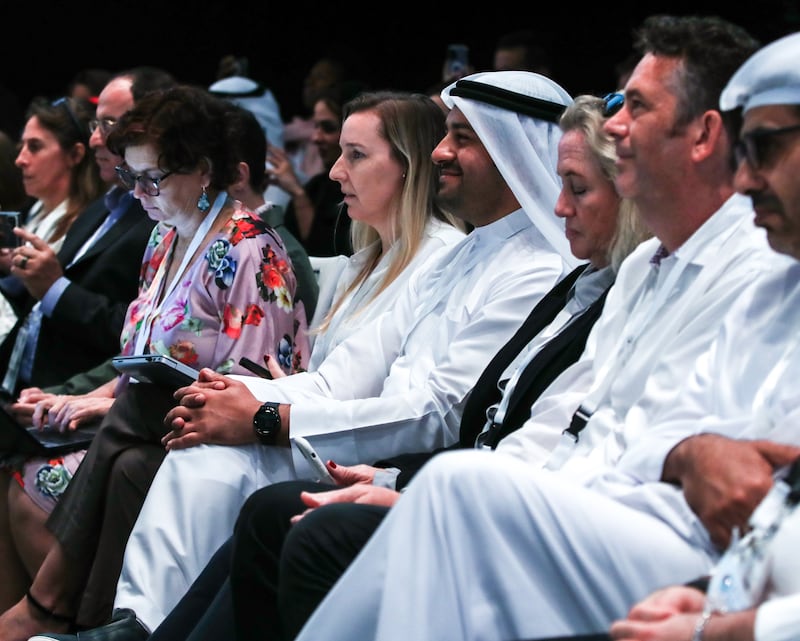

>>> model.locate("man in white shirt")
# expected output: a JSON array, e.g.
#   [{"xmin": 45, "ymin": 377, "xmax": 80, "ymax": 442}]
[
  {"xmin": 103, "ymin": 71, "xmax": 578, "ymax": 634},
  {"xmin": 267, "ymin": 15, "xmax": 791, "ymax": 641},
  {"xmin": 607, "ymin": 29, "xmax": 800, "ymax": 641}
]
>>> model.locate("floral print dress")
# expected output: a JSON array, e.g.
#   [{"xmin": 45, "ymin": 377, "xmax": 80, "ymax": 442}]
[{"xmin": 15, "ymin": 200, "xmax": 310, "ymax": 511}]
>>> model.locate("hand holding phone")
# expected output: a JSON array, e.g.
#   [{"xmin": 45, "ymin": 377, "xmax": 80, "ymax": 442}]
[
  {"xmin": 292, "ymin": 436, "xmax": 335, "ymax": 484},
  {"xmin": 0, "ymin": 212, "xmax": 21, "ymax": 249}
]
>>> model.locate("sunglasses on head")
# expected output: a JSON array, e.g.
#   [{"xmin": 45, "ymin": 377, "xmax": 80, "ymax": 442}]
[
  {"xmin": 52, "ymin": 97, "xmax": 87, "ymax": 142},
  {"xmin": 602, "ymin": 92, "xmax": 624, "ymax": 117}
]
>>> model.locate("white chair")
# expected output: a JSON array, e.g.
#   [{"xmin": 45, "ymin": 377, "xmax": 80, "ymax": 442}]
[{"xmin": 307, "ymin": 255, "xmax": 348, "ymax": 348}]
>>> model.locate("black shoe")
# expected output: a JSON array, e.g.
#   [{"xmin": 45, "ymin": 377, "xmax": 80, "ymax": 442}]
[{"xmin": 28, "ymin": 609, "xmax": 149, "ymax": 641}]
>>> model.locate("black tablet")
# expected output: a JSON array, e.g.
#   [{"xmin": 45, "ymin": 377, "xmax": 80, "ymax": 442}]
[{"xmin": 112, "ymin": 354, "xmax": 199, "ymax": 388}]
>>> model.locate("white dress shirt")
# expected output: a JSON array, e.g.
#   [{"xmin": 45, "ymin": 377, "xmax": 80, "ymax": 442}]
[
  {"xmin": 497, "ymin": 194, "xmax": 780, "ymax": 481},
  {"xmin": 241, "ymin": 208, "xmax": 568, "ymax": 471},
  {"xmin": 308, "ymin": 218, "xmax": 464, "ymax": 371},
  {"xmin": 288, "ymin": 236, "xmax": 798, "ymax": 641}
]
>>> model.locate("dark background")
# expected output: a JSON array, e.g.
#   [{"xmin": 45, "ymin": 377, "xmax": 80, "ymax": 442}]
[{"xmin": 2, "ymin": 0, "xmax": 798, "ymax": 134}]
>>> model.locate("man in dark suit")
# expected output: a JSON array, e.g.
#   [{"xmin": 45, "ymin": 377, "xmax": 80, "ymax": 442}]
[
  {"xmin": 0, "ymin": 68, "xmax": 174, "ymax": 402},
  {"xmin": 0, "ymin": 190, "xmax": 153, "ymax": 394}
]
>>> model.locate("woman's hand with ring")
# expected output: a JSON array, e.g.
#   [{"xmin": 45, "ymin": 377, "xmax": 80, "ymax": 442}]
[{"xmin": 10, "ymin": 230, "xmax": 63, "ymax": 297}]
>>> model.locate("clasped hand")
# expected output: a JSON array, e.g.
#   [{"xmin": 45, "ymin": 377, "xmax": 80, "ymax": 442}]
[{"xmin": 162, "ymin": 368, "xmax": 260, "ymax": 450}]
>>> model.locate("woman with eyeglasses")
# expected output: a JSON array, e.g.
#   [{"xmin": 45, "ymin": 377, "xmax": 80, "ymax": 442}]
[
  {"xmin": 15, "ymin": 89, "xmax": 465, "ymax": 641},
  {"xmin": 0, "ymin": 84, "xmax": 311, "ymax": 641},
  {"xmin": 0, "ymin": 97, "xmax": 104, "ymax": 344}
]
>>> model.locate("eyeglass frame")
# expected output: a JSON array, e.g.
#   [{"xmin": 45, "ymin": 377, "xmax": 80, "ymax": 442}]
[
  {"xmin": 115, "ymin": 165, "xmax": 175, "ymax": 196},
  {"xmin": 51, "ymin": 97, "xmax": 88, "ymax": 143},
  {"xmin": 602, "ymin": 92, "xmax": 624, "ymax": 117},
  {"xmin": 733, "ymin": 124, "xmax": 800, "ymax": 170},
  {"xmin": 88, "ymin": 117, "xmax": 118, "ymax": 137}
]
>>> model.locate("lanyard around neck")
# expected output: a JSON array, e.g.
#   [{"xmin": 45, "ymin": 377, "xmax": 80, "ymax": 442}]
[{"xmin": 132, "ymin": 191, "xmax": 227, "ymax": 355}]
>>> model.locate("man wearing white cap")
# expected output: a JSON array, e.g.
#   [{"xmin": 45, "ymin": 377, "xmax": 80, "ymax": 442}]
[
  {"xmin": 84, "ymin": 71, "xmax": 579, "ymax": 637},
  {"xmin": 607, "ymin": 29, "xmax": 800, "ymax": 641},
  {"xmin": 266, "ymin": 16, "xmax": 791, "ymax": 641},
  {"xmin": 208, "ymin": 55, "xmax": 284, "ymax": 150}
]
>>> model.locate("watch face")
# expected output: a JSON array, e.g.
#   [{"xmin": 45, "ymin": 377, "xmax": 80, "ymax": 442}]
[{"xmin": 254, "ymin": 402, "xmax": 280, "ymax": 444}]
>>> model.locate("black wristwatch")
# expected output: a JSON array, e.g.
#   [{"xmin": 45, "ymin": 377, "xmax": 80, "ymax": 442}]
[{"xmin": 253, "ymin": 402, "xmax": 281, "ymax": 445}]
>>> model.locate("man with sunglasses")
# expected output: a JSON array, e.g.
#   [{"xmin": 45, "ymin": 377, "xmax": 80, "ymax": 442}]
[{"xmin": 605, "ymin": 30, "xmax": 800, "ymax": 641}]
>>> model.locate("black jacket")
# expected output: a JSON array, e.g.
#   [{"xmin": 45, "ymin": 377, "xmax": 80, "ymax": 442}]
[{"xmin": 0, "ymin": 193, "xmax": 156, "ymax": 393}]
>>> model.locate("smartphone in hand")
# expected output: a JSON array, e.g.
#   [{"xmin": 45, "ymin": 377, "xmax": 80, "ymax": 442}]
[
  {"xmin": 239, "ymin": 356, "xmax": 273, "ymax": 380},
  {"xmin": 0, "ymin": 212, "xmax": 21, "ymax": 248},
  {"xmin": 292, "ymin": 435, "xmax": 335, "ymax": 484}
]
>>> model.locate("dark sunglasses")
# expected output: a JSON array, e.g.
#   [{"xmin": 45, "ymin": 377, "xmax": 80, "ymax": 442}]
[
  {"xmin": 734, "ymin": 124, "xmax": 800, "ymax": 170},
  {"xmin": 602, "ymin": 92, "xmax": 624, "ymax": 117}
]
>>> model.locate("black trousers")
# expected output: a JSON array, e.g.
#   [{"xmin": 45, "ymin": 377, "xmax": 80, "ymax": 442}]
[
  {"xmin": 230, "ymin": 479, "xmax": 338, "ymax": 641},
  {"xmin": 276, "ymin": 501, "xmax": 390, "ymax": 639},
  {"xmin": 46, "ymin": 383, "xmax": 175, "ymax": 626},
  {"xmin": 234, "ymin": 490, "xmax": 607, "ymax": 641},
  {"xmin": 228, "ymin": 480, "xmax": 392, "ymax": 640}
]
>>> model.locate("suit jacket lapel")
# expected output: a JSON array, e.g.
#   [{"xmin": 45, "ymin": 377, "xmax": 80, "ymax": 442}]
[
  {"xmin": 496, "ymin": 286, "xmax": 611, "ymax": 446},
  {"xmin": 458, "ymin": 265, "xmax": 588, "ymax": 447},
  {"xmin": 56, "ymin": 197, "xmax": 108, "ymax": 266},
  {"xmin": 62, "ymin": 198, "xmax": 146, "ymax": 272}
]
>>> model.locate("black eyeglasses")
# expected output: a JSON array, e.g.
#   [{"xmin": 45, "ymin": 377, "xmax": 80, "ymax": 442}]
[
  {"xmin": 602, "ymin": 92, "xmax": 624, "ymax": 117},
  {"xmin": 733, "ymin": 124, "xmax": 800, "ymax": 170},
  {"xmin": 88, "ymin": 117, "xmax": 118, "ymax": 136},
  {"xmin": 115, "ymin": 165, "xmax": 174, "ymax": 196},
  {"xmin": 52, "ymin": 97, "xmax": 87, "ymax": 142}
]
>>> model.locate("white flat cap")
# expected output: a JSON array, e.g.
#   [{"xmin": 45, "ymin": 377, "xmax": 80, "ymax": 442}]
[{"xmin": 720, "ymin": 31, "xmax": 800, "ymax": 113}]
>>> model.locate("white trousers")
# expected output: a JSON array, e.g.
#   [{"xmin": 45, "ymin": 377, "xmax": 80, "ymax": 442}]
[
  {"xmin": 113, "ymin": 443, "xmax": 296, "ymax": 630},
  {"xmin": 295, "ymin": 450, "xmax": 714, "ymax": 641}
]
